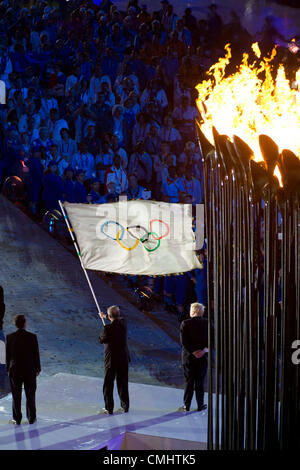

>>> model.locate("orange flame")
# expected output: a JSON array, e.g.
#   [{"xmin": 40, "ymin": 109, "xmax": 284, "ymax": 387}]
[{"xmin": 196, "ymin": 43, "xmax": 300, "ymax": 168}]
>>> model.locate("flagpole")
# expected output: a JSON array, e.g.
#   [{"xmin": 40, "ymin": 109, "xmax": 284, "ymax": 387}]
[{"xmin": 58, "ymin": 200, "xmax": 106, "ymax": 326}]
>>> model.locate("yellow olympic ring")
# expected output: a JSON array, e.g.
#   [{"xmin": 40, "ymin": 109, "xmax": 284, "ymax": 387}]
[{"xmin": 116, "ymin": 229, "xmax": 139, "ymax": 251}]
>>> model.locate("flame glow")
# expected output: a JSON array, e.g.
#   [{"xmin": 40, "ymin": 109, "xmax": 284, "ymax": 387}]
[{"xmin": 196, "ymin": 43, "xmax": 300, "ymax": 163}]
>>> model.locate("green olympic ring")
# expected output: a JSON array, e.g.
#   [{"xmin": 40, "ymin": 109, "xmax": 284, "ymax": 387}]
[{"xmin": 140, "ymin": 231, "xmax": 160, "ymax": 252}]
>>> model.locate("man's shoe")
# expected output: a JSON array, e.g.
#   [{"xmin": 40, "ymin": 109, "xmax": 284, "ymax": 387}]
[
  {"xmin": 9, "ymin": 419, "xmax": 21, "ymax": 425},
  {"xmin": 178, "ymin": 405, "xmax": 190, "ymax": 412},
  {"xmin": 98, "ymin": 408, "xmax": 113, "ymax": 415},
  {"xmin": 197, "ymin": 404, "xmax": 207, "ymax": 412},
  {"xmin": 29, "ymin": 419, "xmax": 37, "ymax": 424},
  {"xmin": 116, "ymin": 407, "xmax": 129, "ymax": 413}
]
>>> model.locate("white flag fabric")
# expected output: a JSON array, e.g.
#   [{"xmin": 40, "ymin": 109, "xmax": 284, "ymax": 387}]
[{"xmin": 63, "ymin": 200, "xmax": 202, "ymax": 275}]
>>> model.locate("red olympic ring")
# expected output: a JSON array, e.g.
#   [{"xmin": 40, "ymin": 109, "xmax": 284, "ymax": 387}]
[{"xmin": 149, "ymin": 219, "xmax": 170, "ymax": 240}]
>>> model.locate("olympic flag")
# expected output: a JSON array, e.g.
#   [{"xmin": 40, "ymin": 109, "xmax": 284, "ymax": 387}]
[{"xmin": 62, "ymin": 200, "xmax": 202, "ymax": 275}]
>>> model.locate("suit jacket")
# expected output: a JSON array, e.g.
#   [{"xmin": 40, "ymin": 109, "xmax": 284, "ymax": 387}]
[
  {"xmin": 99, "ymin": 317, "xmax": 130, "ymax": 369},
  {"xmin": 180, "ymin": 316, "xmax": 208, "ymax": 364},
  {"xmin": 6, "ymin": 329, "xmax": 41, "ymax": 379}
]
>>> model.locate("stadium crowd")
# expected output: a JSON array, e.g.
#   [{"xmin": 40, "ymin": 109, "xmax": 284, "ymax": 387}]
[{"xmin": 0, "ymin": 0, "xmax": 298, "ymax": 318}]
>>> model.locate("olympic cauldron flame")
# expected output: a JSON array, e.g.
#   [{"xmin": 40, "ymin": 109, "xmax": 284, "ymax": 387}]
[{"xmin": 195, "ymin": 43, "xmax": 300, "ymax": 193}]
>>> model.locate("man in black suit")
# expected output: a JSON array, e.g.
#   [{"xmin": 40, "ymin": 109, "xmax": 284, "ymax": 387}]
[
  {"xmin": 5, "ymin": 314, "xmax": 41, "ymax": 425},
  {"xmin": 98, "ymin": 305, "xmax": 130, "ymax": 415},
  {"xmin": 179, "ymin": 302, "xmax": 208, "ymax": 412}
]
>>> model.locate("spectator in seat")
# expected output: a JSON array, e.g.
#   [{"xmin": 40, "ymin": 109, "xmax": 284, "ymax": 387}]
[
  {"xmin": 132, "ymin": 112, "xmax": 150, "ymax": 148},
  {"xmin": 112, "ymin": 105, "xmax": 127, "ymax": 148},
  {"xmin": 182, "ymin": 8, "xmax": 199, "ymax": 45},
  {"xmin": 63, "ymin": 166, "xmax": 75, "ymax": 203},
  {"xmin": 161, "ymin": 164, "xmax": 185, "ymax": 203},
  {"xmin": 74, "ymin": 169, "xmax": 87, "ymax": 203},
  {"xmin": 95, "ymin": 140, "xmax": 114, "ymax": 193},
  {"xmin": 100, "ymin": 47, "xmax": 119, "ymax": 87},
  {"xmin": 41, "ymin": 88, "xmax": 59, "ymax": 118},
  {"xmin": 110, "ymin": 133, "xmax": 128, "ymax": 171},
  {"xmin": 42, "ymin": 160, "xmax": 64, "ymax": 211},
  {"xmin": 173, "ymin": 95, "xmax": 199, "ymax": 142},
  {"xmin": 175, "ymin": 19, "xmax": 192, "ymax": 48},
  {"xmin": 72, "ymin": 140, "xmax": 95, "ymax": 180},
  {"xmin": 144, "ymin": 123, "xmax": 161, "ymax": 156},
  {"xmin": 58, "ymin": 128, "xmax": 77, "ymax": 165},
  {"xmin": 127, "ymin": 173, "xmax": 146, "ymax": 200},
  {"xmin": 179, "ymin": 141, "xmax": 203, "ymax": 181},
  {"xmin": 105, "ymin": 23, "xmax": 127, "ymax": 61},
  {"xmin": 133, "ymin": 22, "xmax": 151, "ymax": 53},
  {"xmin": 140, "ymin": 78, "xmax": 168, "ymax": 117},
  {"xmin": 32, "ymin": 127, "xmax": 53, "ymax": 154},
  {"xmin": 47, "ymin": 107, "xmax": 69, "ymax": 143},
  {"xmin": 100, "ymin": 80, "xmax": 116, "ymax": 108},
  {"xmin": 87, "ymin": 177, "xmax": 102, "ymax": 204},
  {"xmin": 90, "ymin": 91, "xmax": 114, "ymax": 140},
  {"xmin": 65, "ymin": 64, "xmax": 82, "ymax": 98},
  {"xmin": 180, "ymin": 164, "xmax": 202, "ymax": 206},
  {"xmin": 165, "ymin": 29, "xmax": 187, "ymax": 61},
  {"xmin": 89, "ymin": 64, "xmax": 103, "ymax": 105},
  {"xmin": 159, "ymin": 114, "xmax": 182, "ymax": 154},
  {"xmin": 102, "ymin": 181, "xmax": 119, "ymax": 203},
  {"xmin": 206, "ymin": 3, "xmax": 223, "ymax": 50},
  {"xmin": 128, "ymin": 141, "xmax": 152, "ymax": 190},
  {"xmin": 105, "ymin": 153, "xmax": 128, "ymax": 194},
  {"xmin": 162, "ymin": 3, "xmax": 178, "ymax": 35},
  {"xmin": 84, "ymin": 124, "xmax": 102, "ymax": 158},
  {"xmin": 150, "ymin": 19, "xmax": 168, "ymax": 54}
]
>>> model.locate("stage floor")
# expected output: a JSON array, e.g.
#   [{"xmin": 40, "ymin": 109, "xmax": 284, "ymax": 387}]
[{"xmin": 0, "ymin": 373, "xmax": 208, "ymax": 450}]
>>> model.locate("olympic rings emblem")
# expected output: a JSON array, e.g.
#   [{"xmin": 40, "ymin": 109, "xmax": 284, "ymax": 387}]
[{"xmin": 100, "ymin": 219, "xmax": 170, "ymax": 252}]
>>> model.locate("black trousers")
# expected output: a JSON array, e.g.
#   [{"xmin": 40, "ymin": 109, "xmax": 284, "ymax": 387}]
[
  {"xmin": 183, "ymin": 356, "xmax": 208, "ymax": 409},
  {"xmin": 9, "ymin": 375, "xmax": 37, "ymax": 423},
  {"xmin": 103, "ymin": 363, "xmax": 129, "ymax": 413}
]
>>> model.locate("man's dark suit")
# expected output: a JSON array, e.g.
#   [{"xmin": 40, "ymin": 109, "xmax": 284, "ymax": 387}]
[
  {"xmin": 6, "ymin": 329, "xmax": 41, "ymax": 424},
  {"xmin": 99, "ymin": 317, "xmax": 130, "ymax": 413},
  {"xmin": 180, "ymin": 316, "xmax": 208, "ymax": 410}
]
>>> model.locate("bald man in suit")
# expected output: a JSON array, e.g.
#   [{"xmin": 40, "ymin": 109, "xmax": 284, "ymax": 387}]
[{"xmin": 179, "ymin": 302, "xmax": 208, "ymax": 412}]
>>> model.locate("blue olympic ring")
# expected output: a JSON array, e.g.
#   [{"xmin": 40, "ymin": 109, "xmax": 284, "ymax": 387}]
[{"xmin": 100, "ymin": 220, "xmax": 125, "ymax": 240}]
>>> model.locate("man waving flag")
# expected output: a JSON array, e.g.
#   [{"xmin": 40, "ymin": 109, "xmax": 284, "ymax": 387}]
[{"xmin": 62, "ymin": 200, "xmax": 202, "ymax": 275}]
